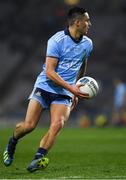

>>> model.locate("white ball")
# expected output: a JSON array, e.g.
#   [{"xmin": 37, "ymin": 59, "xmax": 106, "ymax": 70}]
[{"xmin": 76, "ymin": 76, "xmax": 99, "ymax": 98}]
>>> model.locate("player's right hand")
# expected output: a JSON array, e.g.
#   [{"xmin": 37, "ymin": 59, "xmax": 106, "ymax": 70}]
[{"xmin": 71, "ymin": 84, "xmax": 90, "ymax": 99}]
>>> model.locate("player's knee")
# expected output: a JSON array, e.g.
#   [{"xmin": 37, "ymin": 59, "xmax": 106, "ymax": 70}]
[
  {"xmin": 24, "ymin": 122, "xmax": 36, "ymax": 132},
  {"xmin": 54, "ymin": 119, "xmax": 65, "ymax": 129}
]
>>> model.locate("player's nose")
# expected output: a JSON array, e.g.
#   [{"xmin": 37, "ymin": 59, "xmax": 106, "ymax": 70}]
[{"xmin": 89, "ymin": 21, "xmax": 92, "ymax": 27}]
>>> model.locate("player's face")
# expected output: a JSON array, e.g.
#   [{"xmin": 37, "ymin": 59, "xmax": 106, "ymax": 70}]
[{"xmin": 77, "ymin": 13, "xmax": 91, "ymax": 35}]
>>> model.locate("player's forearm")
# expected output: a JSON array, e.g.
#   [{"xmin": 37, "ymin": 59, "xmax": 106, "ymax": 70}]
[{"xmin": 46, "ymin": 70, "xmax": 74, "ymax": 93}]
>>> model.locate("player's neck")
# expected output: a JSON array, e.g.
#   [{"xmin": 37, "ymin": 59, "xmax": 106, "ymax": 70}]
[{"xmin": 68, "ymin": 26, "xmax": 82, "ymax": 41}]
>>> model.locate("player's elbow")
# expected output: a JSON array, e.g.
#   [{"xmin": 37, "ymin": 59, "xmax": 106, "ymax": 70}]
[{"xmin": 46, "ymin": 69, "xmax": 53, "ymax": 79}]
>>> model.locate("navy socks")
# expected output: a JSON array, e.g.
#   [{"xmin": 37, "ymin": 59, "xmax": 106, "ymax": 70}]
[{"xmin": 34, "ymin": 148, "xmax": 48, "ymax": 159}]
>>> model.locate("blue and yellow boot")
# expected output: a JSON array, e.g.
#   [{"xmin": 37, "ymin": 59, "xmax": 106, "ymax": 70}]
[
  {"xmin": 3, "ymin": 137, "xmax": 17, "ymax": 166},
  {"xmin": 27, "ymin": 157, "xmax": 49, "ymax": 172}
]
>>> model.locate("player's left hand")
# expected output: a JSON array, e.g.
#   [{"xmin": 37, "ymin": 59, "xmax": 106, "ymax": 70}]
[{"xmin": 71, "ymin": 96, "xmax": 78, "ymax": 111}]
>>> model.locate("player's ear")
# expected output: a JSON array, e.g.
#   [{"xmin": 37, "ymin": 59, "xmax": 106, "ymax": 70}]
[{"xmin": 75, "ymin": 19, "xmax": 80, "ymax": 27}]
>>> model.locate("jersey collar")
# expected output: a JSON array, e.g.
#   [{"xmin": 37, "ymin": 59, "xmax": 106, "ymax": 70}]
[{"xmin": 64, "ymin": 27, "xmax": 83, "ymax": 43}]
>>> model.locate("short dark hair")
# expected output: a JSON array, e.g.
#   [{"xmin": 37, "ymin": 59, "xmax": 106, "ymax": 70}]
[{"xmin": 67, "ymin": 7, "xmax": 87, "ymax": 26}]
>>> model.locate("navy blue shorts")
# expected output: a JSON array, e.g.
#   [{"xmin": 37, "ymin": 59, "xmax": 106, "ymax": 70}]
[{"xmin": 29, "ymin": 87, "xmax": 72, "ymax": 109}]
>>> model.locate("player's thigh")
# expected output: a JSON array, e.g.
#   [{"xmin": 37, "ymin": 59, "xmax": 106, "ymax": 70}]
[
  {"xmin": 50, "ymin": 104, "xmax": 71, "ymax": 125},
  {"xmin": 25, "ymin": 99, "xmax": 44, "ymax": 126}
]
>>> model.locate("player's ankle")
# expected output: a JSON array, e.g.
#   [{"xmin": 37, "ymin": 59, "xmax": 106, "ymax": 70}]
[
  {"xmin": 34, "ymin": 147, "xmax": 48, "ymax": 159},
  {"xmin": 10, "ymin": 136, "xmax": 18, "ymax": 145}
]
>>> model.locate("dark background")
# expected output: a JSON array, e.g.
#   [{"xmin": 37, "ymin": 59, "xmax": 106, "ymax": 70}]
[{"xmin": 0, "ymin": 0, "xmax": 126, "ymax": 126}]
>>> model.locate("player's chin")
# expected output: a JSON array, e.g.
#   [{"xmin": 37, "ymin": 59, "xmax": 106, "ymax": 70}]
[
  {"xmin": 83, "ymin": 31, "xmax": 88, "ymax": 35},
  {"xmin": 85, "ymin": 30, "xmax": 88, "ymax": 35}
]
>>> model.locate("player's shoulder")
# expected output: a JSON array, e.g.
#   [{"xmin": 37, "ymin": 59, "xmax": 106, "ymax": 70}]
[
  {"xmin": 83, "ymin": 36, "xmax": 93, "ymax": 46},
  {"xmin": 48, "ymin": 30, "xmax": 66, "ymax": 43}
]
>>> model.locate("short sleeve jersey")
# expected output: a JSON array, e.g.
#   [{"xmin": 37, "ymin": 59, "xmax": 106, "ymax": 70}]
[{"xmin": 35, "ymin": 28, "xmax": 93, "ymax": 98}]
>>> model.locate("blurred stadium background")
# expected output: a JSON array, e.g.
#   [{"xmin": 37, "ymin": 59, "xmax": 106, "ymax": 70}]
[{"xmin": 0, "ymin": 0, "xmax": 126, "ymax": 127}]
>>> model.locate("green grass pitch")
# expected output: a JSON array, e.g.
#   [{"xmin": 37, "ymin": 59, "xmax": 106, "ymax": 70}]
[{"xmin": 0, "ymin": 127, "xmax": 126, "ymax": 179}]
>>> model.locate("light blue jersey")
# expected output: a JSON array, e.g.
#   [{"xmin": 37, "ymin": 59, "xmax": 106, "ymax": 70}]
[{"xmin": 35, "ymin": 28, "xmax": 93, "ymax": 98}]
